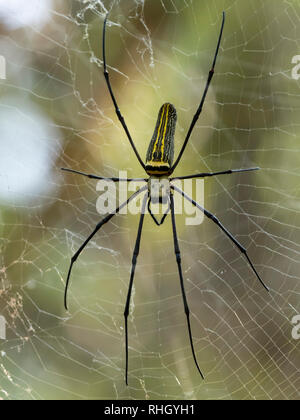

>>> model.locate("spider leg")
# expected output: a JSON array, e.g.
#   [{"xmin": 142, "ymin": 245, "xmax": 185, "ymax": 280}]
[
  {"xmin": 169, "ymin": 192, "xmax": 204, "ymax": 379},
  {"xmin": 64, "ymin": 185, "xmax": 147, "ymax": 310},
  {"xmin": 61, "ymin": 167, "xmax": 147, "ymax": 183},
  {"xmin": 171, "ymin": 185, "xmax": 269, "ymax": 292},
  {"xmin": 171, "ymin": 167, "xmax": 260, "ymax": 181},
  {"xmin": 171, "ymin": 12, "xmax": 225, "ymax": 174},
  {"xmin": 124, "ymin": 192, "xmax": 148, "ymax": 385},
  {"xmin": 103, "ymin": 15, "xmax": 146, "ymax": 171}
]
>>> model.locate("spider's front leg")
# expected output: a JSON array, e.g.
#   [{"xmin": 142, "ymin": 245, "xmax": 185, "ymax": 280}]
[
  {"xmin": 64, "ymin": 186, "xmax": 147, "ymax": 311},
  {"xmin": 171, "ymin": 185, "xmax": 269, "ymax": 292},
  {"xmin": 169, "ymin": 192, "xmax": 205, "ymax": 379},
  {"xmin": 124, "ymin": 192, "xmax": 149, "ymax": 385}
]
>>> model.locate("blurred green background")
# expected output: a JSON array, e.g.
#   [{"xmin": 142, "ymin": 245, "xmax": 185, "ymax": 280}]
[{"xmin": 0, "ymin": 0, "xmax": 299, "ymax": 400}]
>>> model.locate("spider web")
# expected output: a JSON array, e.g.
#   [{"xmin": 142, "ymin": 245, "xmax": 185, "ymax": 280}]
[{"xmin": 0, "ymin": 0, "xmax": 299, "ymax": 400}]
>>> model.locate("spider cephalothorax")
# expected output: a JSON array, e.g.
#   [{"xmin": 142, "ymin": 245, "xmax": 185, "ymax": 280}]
[{"xmin": 61, "ymin": 11, "xmax": 269, "ymax": 386}]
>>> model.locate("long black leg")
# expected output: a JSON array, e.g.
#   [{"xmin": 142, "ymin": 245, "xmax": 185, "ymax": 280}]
[
  {"xmin": 172, "ymin": 185, "xmax": 269, "ymax": 292},
  {"xmin": 171, "ymin": 167, "xmax": 259, "ymax": 181},
  {"xmin": 103, "ymin": 16, "xmax": 146, "ymax": 171},
  {"xmin": 171, "ymin": 12, "xmax": 225, "ymax": 174},
  {"xmin": 124, "ymin": 192, "xmax": 148, "ymax": 385},
  {"xmin": 64, "ymin": 185, "xmax": 147, "ymax": 310},
  {"xmin": 169, "ymin": 193, "xmax": 204, "ymax": 379},
  {"xmin": 61, "ymin": 167, "xmax": 147, "ymax": 183}
]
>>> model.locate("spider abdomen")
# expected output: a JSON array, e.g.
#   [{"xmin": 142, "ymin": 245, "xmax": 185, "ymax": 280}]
[{"xmin": 145, "ymin": 103, "xmax": 177, "ymax": 176}]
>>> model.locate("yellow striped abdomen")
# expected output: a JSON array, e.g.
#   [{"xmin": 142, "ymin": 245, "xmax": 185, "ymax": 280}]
[{"xmin": 145, "ymin": 103, "xmax": 177, "ymax": 176}]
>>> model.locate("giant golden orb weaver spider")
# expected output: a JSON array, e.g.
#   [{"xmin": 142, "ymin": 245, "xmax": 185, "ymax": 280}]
[{"xmin": 62, "ymin": 12, "xmax": 269, "ymax": 385}]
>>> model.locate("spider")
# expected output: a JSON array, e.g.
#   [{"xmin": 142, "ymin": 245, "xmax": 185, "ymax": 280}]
[{"xmin": 62, "ymin": 12, "xmax": 269, "ymax": 385}]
